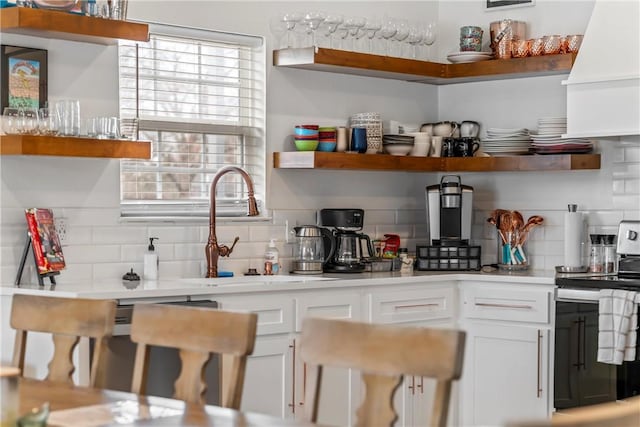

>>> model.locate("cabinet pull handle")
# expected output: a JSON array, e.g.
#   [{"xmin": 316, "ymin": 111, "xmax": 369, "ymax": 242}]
[
  {"xmin": 537, "ymin": 330, "xmax": 543, "ymax": 398},
  {"xmin": 417, "ymin": 376, "xmax": 424, "ymax": 394},
  {"xmin": 580, "ymin": 317, "xmax": 587, "ymax": 370},
  {"xmin": 572, "ymin": 319, "xmax": 585, "ymax": 370},
  {"xmin": 394, "ymin": 303, "xmax": 439, "ymax": 310},
  {"xmin": 288, "ymin": 339, "xmax": 296, "ymax": 413},
  {"xmin": 408, "ymin": 375, "xmax": 415, "ymax": 395},
  {"xmin": 475, "ymin": 302, "xmax": 533, "ymax": 310},
  {"xmin": 299, "ymin": 362, "xmax": 306, "ymax": 406}
]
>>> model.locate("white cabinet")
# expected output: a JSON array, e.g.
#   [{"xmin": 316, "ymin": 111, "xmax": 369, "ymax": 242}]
[
  {"xmin": 294, "ymin": 292, "xmax": 363, "ymax": 426},
  {"xmin": 459, "ymin": 283, "xmax": 554, "ymax": 427},
  {"xmin": 367, "ymin": 285, "xmax": 457, "ymax": 427}
]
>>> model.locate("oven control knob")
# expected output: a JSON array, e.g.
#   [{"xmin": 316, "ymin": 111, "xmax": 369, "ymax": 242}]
[{"xmin": 628, "ymin": 230, "xmax": 638, "ymax": 241}]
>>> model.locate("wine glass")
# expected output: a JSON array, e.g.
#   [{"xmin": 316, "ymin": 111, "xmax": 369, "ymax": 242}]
[
  {"xmin": 281, "ymin": 12, "xmax": 302, "ymax": 48},
  {"xmin": 378, "ymin": 15, "xmax": 397, "ymax": 56},
  {"xmin": 301, "ymin": 11, "xmax": 326, "ymax": 47},
  {"xmin": 341, "ymin": 16, "xmax": 365, "ymax": 52},
  {"xmin": 391, "ymin": 18, "xmax": 409, "ymax": 58},
  {"xmin": 405, "ymin": 23, "xmax": 424, "ymax": 59},
  {"xmin": 317, "ymin": 14, "xmax": 344, "ymax": 49},
  {"xmin": 269, "ymin": 15, "xmax": 288, "ymax": 49},
  {"xmin": 362, "ymin": 17, "xmax": 382, "ymax": 53},
  {"xmin": 423, "ymin": 22, "xmax": 437, "ymax": 60}
]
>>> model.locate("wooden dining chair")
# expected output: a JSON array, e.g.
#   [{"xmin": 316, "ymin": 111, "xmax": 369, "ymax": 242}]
[
  {"xmin": 299, "ymin": 317, "xmax": 466, "ymax": 427},
  {"xmin": 507, "ymin": 395, "xmax": 640, "ymax": 427},
  {"xmin": 10, "ymin": 294, "xmax": 117, "ymax": 387},
  {"xmin": 129, "ymin": 303, "xmax": 258, "ymax": 408}
]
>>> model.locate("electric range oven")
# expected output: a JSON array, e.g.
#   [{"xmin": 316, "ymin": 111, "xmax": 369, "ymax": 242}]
[{"xmin": 554, "ymin": 221, "xmax": 640, "ymax": 410}]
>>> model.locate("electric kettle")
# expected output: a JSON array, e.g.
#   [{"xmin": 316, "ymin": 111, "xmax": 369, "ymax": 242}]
[{"xmin": 292, "ymin": 225, "xmax": 333, "ymax": 274}]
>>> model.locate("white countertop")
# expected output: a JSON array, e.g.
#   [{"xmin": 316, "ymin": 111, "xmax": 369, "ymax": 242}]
[{"xmin": 0, "ymin": 269, "xmax": 556, "ymax": 302}]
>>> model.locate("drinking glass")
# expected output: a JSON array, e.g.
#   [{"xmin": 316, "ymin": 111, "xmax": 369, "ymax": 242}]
[
  {"xmin": 423, "ymin": 22, "xmax": 437, "ymax": 60},
  {"xmin": 317, "ymin": 14, "xmax": 343, "ymax": 49},
  {"xmin": 39, "ymin": 107, "xmax": 60, "ymax": 136},
  {"xmin": 363, "ymin": 17, "xmax": 382, "ymax": 53},
  {"xmin": 2, "ymin": 107, "xmax": 21, "ymax": 135},
  {"xmin": 391, "ymin": 19, "xmax": 409, "ymax": 58},
  {"xmin": 20, "ymin": 108, "xmax": 39, "ymax": 135},
  {"xmin": 282, "ymin": 12, "xmax": 302, "ymax": 48},
  {"xmin": 378, "ymin": 16, "xmax": 397, "ymax": 56},
  {"xmin": 55, "ymin": 99, "xmax": 80, "ymax": 136},
  {"xmin": 301, "ymin": 11, "xmax": 326, "ymax": 47},
  {"xmin": 405, "ymin": 23, "xmax": 424, "ymax": 58}
]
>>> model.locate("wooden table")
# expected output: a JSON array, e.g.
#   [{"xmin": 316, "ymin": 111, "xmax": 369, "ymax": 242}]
[{"xmin": 19, "ymin": 378, "xmax": 317, "ymax": 426}]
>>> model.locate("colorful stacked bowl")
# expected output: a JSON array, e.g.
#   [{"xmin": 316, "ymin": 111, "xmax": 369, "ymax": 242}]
[
  {"xmin": 317, "ymin": 126, "xmax": 337, "ymax": 152},
  {"xmin": 294, "ymin": 125, "xmax": 319, "ymax": 151}
]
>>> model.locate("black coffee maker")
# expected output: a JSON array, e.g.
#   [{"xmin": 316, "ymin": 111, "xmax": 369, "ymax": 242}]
[{"xmin": 320, "ymin": 208, "xmax": 373, "ymax": 273}]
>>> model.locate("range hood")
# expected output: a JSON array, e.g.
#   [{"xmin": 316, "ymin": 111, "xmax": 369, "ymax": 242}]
[{"xmin": 563, "ymin": 0, "xmax": 640, "ymax": 138}]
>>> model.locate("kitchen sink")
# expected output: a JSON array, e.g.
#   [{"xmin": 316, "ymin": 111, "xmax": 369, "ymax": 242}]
[{"xmin": 179, "ymin": 275, "xmax": 335, "ymax": 287}]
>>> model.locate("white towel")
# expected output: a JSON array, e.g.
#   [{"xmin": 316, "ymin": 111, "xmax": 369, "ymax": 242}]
[{"xmin": 597, "ymin": 289, "xmax": 640, "ymax": 365}]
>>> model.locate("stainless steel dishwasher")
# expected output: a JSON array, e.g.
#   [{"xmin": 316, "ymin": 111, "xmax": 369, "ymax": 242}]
[{"xmin": 90, "ymin": 298, "xmax": 220, "ymax": 405}]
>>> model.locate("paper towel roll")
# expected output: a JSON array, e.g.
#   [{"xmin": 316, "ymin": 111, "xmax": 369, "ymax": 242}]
[{"xmin": 564, "ymin": 205, "xmax": 584, "ymax": 268}]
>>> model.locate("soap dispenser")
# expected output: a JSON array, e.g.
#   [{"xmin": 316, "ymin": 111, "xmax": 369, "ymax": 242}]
[{"xmin": 144, "ymin": 237, "xmax": 159, "ymax": 280}]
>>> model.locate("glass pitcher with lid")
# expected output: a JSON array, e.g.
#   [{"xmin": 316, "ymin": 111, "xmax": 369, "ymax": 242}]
[{"xmin": 292, "ymin": 225, "xmax": 333, "ymax": 274}]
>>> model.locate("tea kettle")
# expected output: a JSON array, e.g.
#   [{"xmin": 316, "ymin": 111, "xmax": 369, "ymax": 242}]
[{"xmin": 292, "ymin": 225, "xmax": 334, "ymax": 274}]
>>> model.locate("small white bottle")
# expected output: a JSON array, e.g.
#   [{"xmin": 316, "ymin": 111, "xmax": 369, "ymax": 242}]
[
  {"xmin": 264, "ymin": 239, "xmax": 280, "ymax": 275},
  {"xmin": 144, "ymin": 237, "xmax": 159, "ymax": 280}
]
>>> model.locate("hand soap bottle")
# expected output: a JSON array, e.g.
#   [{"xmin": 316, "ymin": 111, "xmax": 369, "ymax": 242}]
[
  {"xmin": 264, "ymin": 239, "xmax": 280, "ymax": 275},
  {"xmin": 144, "ymin": 237, "xmax": 159, "ymax": 280}
]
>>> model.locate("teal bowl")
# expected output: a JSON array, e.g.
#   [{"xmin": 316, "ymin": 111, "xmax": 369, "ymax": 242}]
[
  {"xmin": 295, "ymin": 140, "xmax": 318, "ymax": 151},
  {"xmin": 317, "ymin": 141, "xmax": 336, "ymax": 152}
]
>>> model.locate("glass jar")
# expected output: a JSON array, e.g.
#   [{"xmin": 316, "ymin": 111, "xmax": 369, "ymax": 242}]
[
  {"xmin": 588, "ymin": 234, "xmax": 604, "ymax": 273},
  {"xmin": 603, "ymin": 234, "xmax": 617, "ymax": 274},
  {"xmin": 497, "ymin": 229, "xmax": 529, "ymax": 271}
]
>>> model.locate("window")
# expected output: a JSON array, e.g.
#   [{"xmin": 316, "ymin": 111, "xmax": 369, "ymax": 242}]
[{"xmin": 118, "ymin": 23, "xmax": 265, "ymax": 219}]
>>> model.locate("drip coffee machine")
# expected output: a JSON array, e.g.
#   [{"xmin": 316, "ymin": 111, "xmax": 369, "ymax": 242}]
[{"xmin": 320, "ymin": 208, "xmax": 373, "ymax": 273}]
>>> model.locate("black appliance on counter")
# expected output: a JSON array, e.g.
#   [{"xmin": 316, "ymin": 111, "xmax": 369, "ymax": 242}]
[
  {"xmin": 320, "ymin": 208, "xmax": 373, "ymax": 273},
  {"xmin": 416, "ymin": 176, "xmax": 481, "ymax": 271},
  {"xmin": 555, "ymin": 220, "xmax": 640, "ymax": 409}
]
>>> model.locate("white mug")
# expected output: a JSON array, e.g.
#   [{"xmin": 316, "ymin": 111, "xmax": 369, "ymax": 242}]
[
  {"xmin": 336, "ymin": 126, "xmax": 348, "ymax": 152},
  {"xmin": 430, "ymin": 136, "xmax": 443, "ymax": 157}
]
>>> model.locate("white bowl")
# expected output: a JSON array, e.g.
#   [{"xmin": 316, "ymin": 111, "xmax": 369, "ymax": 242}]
[{"xmin": 383, "ymin": 143, "xmax": 413, "ymax": 156}]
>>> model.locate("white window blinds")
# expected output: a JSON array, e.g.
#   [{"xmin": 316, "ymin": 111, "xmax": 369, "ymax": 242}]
[{"xmin": 118, "ymin": 23, "xmax": 265, "ymax": 219}]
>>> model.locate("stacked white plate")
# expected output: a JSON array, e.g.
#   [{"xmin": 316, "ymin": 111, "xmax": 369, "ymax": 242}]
[
  {"xmin": 531, "ymin": 117, "xmax": 593, "ymax": 154},
  {"xmin": 481, "ymin": 127, "xmax": 532, "ymax": 155},
  {"xmin": 350, "ymin": 112, "xmax": 383, "ymax": 154},
  {"xmin": 446, "ymin": 51, "xmax": 493, "ymax": 64}
]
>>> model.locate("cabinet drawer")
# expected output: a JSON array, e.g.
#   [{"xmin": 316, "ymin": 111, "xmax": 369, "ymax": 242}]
[
  {"xmin": 462, "ymin": 286, "xmax": 551, "ymax": 324},
  {"xmin": 217, "ymin": 295, "xmax": 293, "ymax": 335},
  {"xmin": 370, "ymin": 287, "xmax": 455, "ymax": 324},
  {"xmin": 295, "ymin": 292, "xmax": 361, "ymax": 332}
]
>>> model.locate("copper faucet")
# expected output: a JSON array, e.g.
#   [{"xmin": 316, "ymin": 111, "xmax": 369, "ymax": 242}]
[{"xmin": 205, "ymin": 166, "xmax": 259, "ymax": 277}]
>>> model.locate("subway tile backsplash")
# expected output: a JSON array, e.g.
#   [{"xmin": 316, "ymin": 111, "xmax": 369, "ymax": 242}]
[{"xmin": 2, "ymin": 138, "xmax": 639, "ymax": 284}]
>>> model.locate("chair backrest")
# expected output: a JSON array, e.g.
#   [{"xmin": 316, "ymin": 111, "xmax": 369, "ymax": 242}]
[
  {"xmin": 10, "ymin": 294, "xmax": 117, "ymax": 387},
  {"xmin": 299, "ymin": 317, "xmax": 466, "ymax": 427},
  {"xmin": 129, "ymin": 303, "xmax": 257, "ymax": 408},
  {"xmin": 507, "ymin": 395, "xmax": 640, "ymax": 427}
]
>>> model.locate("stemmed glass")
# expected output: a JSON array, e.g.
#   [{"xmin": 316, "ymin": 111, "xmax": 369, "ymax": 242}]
[
  {"xmin": 269, "ymin": 15, "xmax": 288, "ymax": 49},
  {"xmin": 301, "ymin": 11, "xmax": 326, "ymax": 47},
  {"xmin": 405, "ymin": 23, "xmax": 424, "ymax": 59},
  {"xmin": 423, "ymin": 22, "xmax": 437, "ymax": 60},
  {"xmin": 340, "ymin": 16, "xmax": 365, "ymax": 52},
  {"xmin": 378, "ymin": 16, "xmax": 397, "ymax": 56},
  {"xmin": 317, "ymin": 14, "xmax": 344, "ymax": 49},
  {"xmin": 362, "ymin": 17, "xmax": 382, "ymax": 53},
  {"xmin": 391, "ymin": 19, "xmax": 409, "ymax": 58},
  {"xmin": 282, "ymin": 12, "xmax": 302, "ymax": 48}
]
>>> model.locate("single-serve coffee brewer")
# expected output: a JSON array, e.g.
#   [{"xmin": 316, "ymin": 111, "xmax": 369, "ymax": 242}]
[
  {"xmin": 320, "ymin": 208, "xmax": 373, "ymax": 273},
  {"xmin": 426, "ymin": 175, "xmax": 473, "ymax": 246}
]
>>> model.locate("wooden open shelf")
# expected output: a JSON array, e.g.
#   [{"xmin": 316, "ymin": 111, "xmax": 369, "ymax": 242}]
[
  {"xmin": 273, "ymin": 151, "xmax": 601, "ymax": 172},
  {"xmin": 0, "ymin": 134, "xmax": 151, "ymax": 159},
  {"xmin": 0, "ymin": 7, "xmax": 149, "ymax": 44},
  {"xmin": 273, "ymin": 47, "xmax": 577, "ymax": 85}
]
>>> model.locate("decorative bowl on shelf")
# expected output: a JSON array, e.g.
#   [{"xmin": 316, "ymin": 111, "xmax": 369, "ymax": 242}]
[
  {"xmin": 295, "ymin": 140, "xmax": 318, "ymax": 151},
  {"xmin": 33, "ymin": 0, "xmax": 79, "ymax": 11},
  {"xmin": 383, "ymin": 143, "xmax": 413, "ymax": 156}
]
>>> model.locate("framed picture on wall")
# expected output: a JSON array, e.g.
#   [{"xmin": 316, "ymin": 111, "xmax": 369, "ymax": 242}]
[
  {"xmin": 486, "ymin": 0, "xmax": 534, "ymax": 10},
  {"xmin": 0, "ymin": 45, "xmax": 48, "ymax": 110}
]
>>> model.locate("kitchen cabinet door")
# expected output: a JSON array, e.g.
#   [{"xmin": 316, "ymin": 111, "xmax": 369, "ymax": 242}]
[
  {"xmin": 240, "ymin": 334, "xmax": 295, "ymax": 419},
  {"xmin": 294, "ymin": 292, "xmax": 363, "ymax": 426},
  {"xmin": 461, "ymin": 323, "xmax": 550, "ymax": 427}
]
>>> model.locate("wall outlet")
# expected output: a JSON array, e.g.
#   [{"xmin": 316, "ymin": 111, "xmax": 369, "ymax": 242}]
[{"xmin": 55, "ymin": 216, "xmax": 68, "ymax": 245}]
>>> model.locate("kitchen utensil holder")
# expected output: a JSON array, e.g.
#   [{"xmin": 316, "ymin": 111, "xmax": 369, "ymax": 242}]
[{"xmin": 415, "ymin": 245, "xmax": 481, "ymax": 271}]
